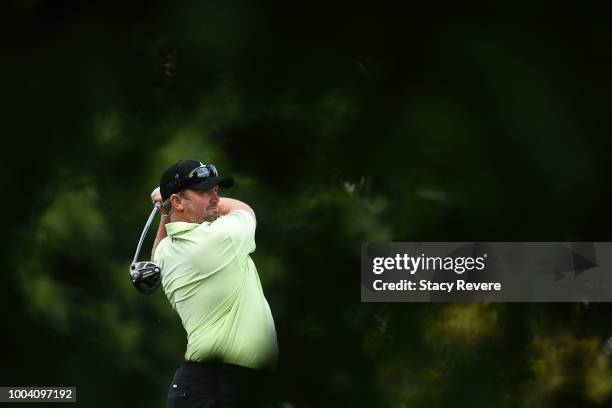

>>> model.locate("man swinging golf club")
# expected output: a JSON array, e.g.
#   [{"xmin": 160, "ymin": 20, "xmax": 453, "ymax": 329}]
[{"xmin": 150, "ymin": 159, "xmax": 278, "ymax": 408}]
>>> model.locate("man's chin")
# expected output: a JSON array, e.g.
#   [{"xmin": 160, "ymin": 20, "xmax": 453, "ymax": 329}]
[
  {"xmin": 200, "ymin": 207, "xmax": 220, "ymax": 222},
  {"xmin": 203, "ymin": 212, "xmax": 220, "ymax": 223}
]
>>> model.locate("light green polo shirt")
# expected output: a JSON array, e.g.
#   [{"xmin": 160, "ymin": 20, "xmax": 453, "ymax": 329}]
[{"xmin": 153, "ymin": 210, "xmax": 278, "ymax": 370}]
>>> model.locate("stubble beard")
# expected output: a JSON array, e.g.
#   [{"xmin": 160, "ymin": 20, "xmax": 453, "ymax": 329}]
[{"xmin": 202, "ymin": 206, "xmax": 220, "ymax": 223}]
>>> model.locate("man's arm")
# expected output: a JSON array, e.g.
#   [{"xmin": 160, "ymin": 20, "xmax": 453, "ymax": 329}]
[
  {"xmin": 218, "ymin": 197, "xmax": 256, "ymax": 221},
  {"xmin": 150, "ymin": 186, "xmax": 170, "ymax": 260},
  {"xmin": 151, "ymin": 215, "xmax": 171, "ymax": 260}
]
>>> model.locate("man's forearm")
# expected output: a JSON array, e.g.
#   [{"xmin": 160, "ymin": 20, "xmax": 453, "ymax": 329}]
[
  {"xmin": 218, "ymin": 197, "xmax": 255, "ymax": 219},
  {"xmin": 151, "ymin": 216, "xmax": 171, "ymax": 260}
]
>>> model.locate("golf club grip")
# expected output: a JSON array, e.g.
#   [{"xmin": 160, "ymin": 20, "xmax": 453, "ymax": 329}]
[{"xmin": 132, "ymin": 202, "xmax": 162, "ymax": 264}]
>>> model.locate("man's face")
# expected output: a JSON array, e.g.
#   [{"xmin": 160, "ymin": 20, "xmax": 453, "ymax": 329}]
[{"xmin": 180, "ymin": 185, "xmax": 221, "ymax": 223}]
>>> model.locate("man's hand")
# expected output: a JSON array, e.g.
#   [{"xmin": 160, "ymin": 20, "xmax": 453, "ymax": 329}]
[
  {"xmin": 151, "ymin": 187, "xmax": 162, "ymax": 204},
  {"xmin": 151, "ymin": 187, "xmax": 169, "ymax": 217}
]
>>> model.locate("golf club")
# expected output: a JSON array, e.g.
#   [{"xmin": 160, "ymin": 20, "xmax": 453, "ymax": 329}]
[{"xmin": 130, "ymin": 202, "xmax": 162, "ymax": 295}]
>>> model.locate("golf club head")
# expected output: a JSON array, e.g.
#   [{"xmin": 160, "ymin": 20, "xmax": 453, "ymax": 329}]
[{"xmin": 130, "ymin": 261, "xmax": 162, "ymax": 295}]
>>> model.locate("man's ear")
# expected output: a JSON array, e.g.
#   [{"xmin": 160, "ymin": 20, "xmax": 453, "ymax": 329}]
[{"xmin": 170, "ymin": 194, "xmax": 184, "ymax": 211}]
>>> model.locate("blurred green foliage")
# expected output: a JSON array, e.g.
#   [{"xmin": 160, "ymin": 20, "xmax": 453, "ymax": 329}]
[{"xmin": 3, "ymin": 2, "xmax": 612, "ymax": 407}]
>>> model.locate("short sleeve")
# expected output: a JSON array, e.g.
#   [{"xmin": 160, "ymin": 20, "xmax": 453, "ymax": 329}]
[{"xmin": 213, "ymin": 210, "xmax": 256, "ymax": 257}]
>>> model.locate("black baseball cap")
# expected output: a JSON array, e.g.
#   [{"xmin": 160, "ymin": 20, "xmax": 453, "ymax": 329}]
[{"xmin": 160, "ymin": 160, "xmax": 234, "ymax": 201}]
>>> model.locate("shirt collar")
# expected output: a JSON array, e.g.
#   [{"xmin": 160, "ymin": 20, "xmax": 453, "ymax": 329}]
[{"xmin": 165, "ymin": 222, "xmax": 201, "ymax": 237}]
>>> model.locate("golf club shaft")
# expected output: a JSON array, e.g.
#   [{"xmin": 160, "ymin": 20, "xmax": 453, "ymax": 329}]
[{"xmin": 132, "ymin": 202, "xmax": 161, "ymax": 264}]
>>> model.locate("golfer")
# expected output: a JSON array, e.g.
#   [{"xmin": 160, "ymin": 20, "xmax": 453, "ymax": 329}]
[{"xmin": 150, "ymin": 159, "xmax": 278, "ymax": 407}]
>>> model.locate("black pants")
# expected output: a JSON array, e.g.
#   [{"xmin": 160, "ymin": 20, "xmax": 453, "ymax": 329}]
[{"xmin": 167, "ymin": 361, "xmax": 274, "ymax": 408}]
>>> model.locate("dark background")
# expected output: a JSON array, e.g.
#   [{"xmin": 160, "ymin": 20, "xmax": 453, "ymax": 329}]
[{"xmin": 3, "ymin": 2, "xmax": 612, "ymax": 406}]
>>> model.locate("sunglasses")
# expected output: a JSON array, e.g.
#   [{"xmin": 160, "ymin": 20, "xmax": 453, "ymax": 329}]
[{"xmin": 187, "ymin": 164, "xmax": 219, "ymax": 179}]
